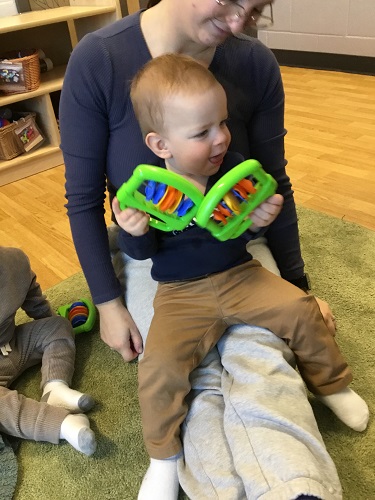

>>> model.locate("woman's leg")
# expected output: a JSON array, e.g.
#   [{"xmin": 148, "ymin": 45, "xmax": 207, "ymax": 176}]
[
  {"xmin": 247, "ymin": 237, "xmax": 281, "ymax": 277},
  {"xmin": 178, "ymin": 346, "xmax": 247, "ymax": 499},
  {"xmin": 218, "ymin": 325, "xmax": 342, "ymax": 500},
  {"xmin": 179, "ymin": 325, "xmax": 340, "ymax": 500}
]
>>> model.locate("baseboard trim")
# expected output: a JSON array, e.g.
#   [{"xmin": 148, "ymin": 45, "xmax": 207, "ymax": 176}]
[{"xmin": 271, "ymin": 49, "xmax": 375, "ymax": 76}]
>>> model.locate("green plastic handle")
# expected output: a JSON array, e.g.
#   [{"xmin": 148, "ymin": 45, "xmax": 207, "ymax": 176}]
[
  {"xmin": 196, "ymin": 159, "xmax": 277, "ymax": 241},
  {"xmin": 116, "ymin": 164, "xmax": 204, "ymax": 232}
]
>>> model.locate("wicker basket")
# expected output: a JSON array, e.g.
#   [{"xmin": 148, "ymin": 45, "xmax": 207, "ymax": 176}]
[
  {"xmin": 0, "ymin": 120, "xmax": 24, "ymax": 160},
  {"xmin": 0, "ymin": 112, "xmax": 41, "ymax": 161},
  {"xmin": 0, "ymin": 49, "xmax": 41, "ymax": 95}
]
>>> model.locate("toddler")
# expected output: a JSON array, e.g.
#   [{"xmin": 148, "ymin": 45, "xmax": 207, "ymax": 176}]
[
  {"xmin": 113, "ymin": 54, "xmax": 369, "ymax": 499},
  {"xmin": 0, "ymin": 246, "xmax": 96, "ymax": 456}
]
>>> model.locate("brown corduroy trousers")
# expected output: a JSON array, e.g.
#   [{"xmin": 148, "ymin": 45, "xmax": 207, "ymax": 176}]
[{"xmin": 139, "ymin": 260, "xmax": 352, "ymax": 459}]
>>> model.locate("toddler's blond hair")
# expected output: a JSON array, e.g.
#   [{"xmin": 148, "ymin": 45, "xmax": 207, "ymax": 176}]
[{"xmin": 130, "ymin": 53, "xmax": 221, "ymax": 137}]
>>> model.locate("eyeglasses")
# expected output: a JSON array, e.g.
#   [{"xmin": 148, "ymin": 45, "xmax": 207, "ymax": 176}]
[
  {"xmin": 250, "ymin": 3, "xmax": 273, "ymax": 29},
  {"xmin": 215, "ymin": 1, "xmax": 274, "ymax": 29}
]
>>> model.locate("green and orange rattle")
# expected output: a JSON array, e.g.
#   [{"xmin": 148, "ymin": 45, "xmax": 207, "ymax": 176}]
[
  {"xmin": 116, "ymin": 159, "xmax": 277, "ymax": 242},
  {"xmin": 57, "ymin": 299, "xmax": 96, "ymax": 334}
]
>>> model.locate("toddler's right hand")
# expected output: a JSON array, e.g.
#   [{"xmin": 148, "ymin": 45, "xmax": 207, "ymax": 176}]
[
  {"xmin": 112, "ymin": 197, "xmax": 150, "ymax": 236},
  {"xmin": 249, "ymin": 194, "xmax": 284, "ymax": 230}
]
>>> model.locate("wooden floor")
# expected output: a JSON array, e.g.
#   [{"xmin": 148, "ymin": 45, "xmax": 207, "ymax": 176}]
[
  {"xmin": 283, "ymin": 66, "xmax": 375, "ymax": 230},
  {"xmin": 0, "ymin": 66, "xmax": 374, "ymax": 291}
]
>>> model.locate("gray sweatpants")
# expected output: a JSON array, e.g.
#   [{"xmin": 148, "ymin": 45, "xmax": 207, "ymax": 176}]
[
  {"xmin": 0, "ymin": 316, "xmax": 75, "ymax": 443},
  {"xmin": 180, "ymin": 326, "xmax": 342, "ymax": 499},
  {"xmin": 109, "ymin": 227, "xmax": 342, "ymax": 499}
]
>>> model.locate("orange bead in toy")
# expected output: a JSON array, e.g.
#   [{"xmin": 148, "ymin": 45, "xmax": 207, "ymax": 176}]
[
  {"xmin": 232, "ymin": 183, "xmax": 248, "ymax": 200},
  {"xmin": 237, "ymin": 178, "xmax": 256, "ymax": 194},
  {"xmin": 68, "ymin": 306, "xmax": 88, "ymax": 320},
  {"xmin": 216, "ymin": 202, "xmax": 232, "ymax": 218},
  {"xmin": 213, "ymin": 209, "xmax": 228, "ymax": 224},
  {"xmin": 166, "ymin": 190, "xmax": 183, "ymax": 214},
  {"xmin": 68, "ymin": 306, "xmax": 88, "ymax": 316},
  {"xmin": 158, "ymin": 186, "xmax": 178, "ymax": 212},
  {"xmin": 68, "ymin": 309, "xmax": 89, "ymax": 322}
]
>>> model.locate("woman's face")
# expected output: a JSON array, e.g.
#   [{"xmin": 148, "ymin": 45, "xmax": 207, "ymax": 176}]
[{"xmin": 184, "ymin": 0, "xmax": 274, "ymax": 46}]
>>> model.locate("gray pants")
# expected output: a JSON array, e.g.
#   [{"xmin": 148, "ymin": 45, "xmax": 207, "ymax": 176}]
[
  {"xmin": 110, "ymin": 227, "xmax": 342, "ymax": 499},
  {"xmin": 180, "ymin": 326, "xmax": 342, "ymax": 499},
  {"xmin": 0, "ymin": 316, "xmax": 75, "ymax": 443}
]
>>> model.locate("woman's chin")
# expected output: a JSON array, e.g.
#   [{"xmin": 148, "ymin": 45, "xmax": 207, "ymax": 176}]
[
  {"xmin": 201, "ymin": 21, "xmax": 231, "ymax": 45},
  {"xmin": 210, "ymin": 20, "xmax": 232, "ymax": 39}
]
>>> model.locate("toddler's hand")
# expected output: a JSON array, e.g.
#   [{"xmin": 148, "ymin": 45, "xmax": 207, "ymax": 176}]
[
  {"xmin": 112, "ymin": 197, "xmax": 150, "ymax": 236},
  {"xmin": 250, "ymin": 194, "xmax": 284, "ymax": 230}
]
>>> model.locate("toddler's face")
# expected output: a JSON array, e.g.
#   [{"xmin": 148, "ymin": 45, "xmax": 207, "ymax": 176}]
[{"xmin": 162, "ymin": 84, "xmax": 231, "ymax": 181}]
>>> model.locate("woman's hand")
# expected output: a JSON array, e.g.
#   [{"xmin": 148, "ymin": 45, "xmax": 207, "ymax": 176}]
[
  {"xmin": 250, "ymin": 194, "xmax": 284, "ymax": 230},
  {"xmin": 112, "ymin": 197, "xmax": 150, "ymax": 237},
  {"xmin": 314, "ymin": 296, "xmax": 337, "ymax": 336},
  {"xmin": 97, "ymin": 297, "xmax": 143, "ymax": 362}
]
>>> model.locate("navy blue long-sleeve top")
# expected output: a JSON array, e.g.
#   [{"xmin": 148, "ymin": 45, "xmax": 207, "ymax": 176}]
[{"xmin": 59, "ymin": 10, "xmax": 304, "ymax": 304}]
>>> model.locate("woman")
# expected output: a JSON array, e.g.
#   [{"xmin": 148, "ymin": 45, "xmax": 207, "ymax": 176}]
[{"xmin": 59, "ymin": 1, "xmax": 341, "ymax": 498}]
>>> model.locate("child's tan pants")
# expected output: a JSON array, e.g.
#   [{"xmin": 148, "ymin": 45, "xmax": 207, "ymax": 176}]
[{"xmin": 139, "ymin": 260, "xmax": 352, "ymax": 459}]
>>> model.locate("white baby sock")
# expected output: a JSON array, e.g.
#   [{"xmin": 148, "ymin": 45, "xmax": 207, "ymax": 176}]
[
  {"xmin": 138, "ymin": 457, "xmax": 180, "ymax": 500},
  {"xmin": 317, "ymin": 387, "xmax": 369, "ymax": 431},
  {"xmin": 60, "ymin": 414, "xmax": 97, "ymax": 456},
  {"xmin": 42, "ymin": 380, "xmax": 95, "ymax": 413}
]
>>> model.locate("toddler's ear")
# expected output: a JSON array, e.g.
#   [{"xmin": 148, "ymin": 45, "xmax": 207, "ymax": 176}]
[{"xmin": 145, "ymin": 132, "xmax": 172, "ymax": 159}]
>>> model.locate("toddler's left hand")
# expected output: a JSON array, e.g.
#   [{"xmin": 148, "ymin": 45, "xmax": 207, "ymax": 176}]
[{"xmin": 250, "ymin": 194, "xmax": 284, "ymax": 229}]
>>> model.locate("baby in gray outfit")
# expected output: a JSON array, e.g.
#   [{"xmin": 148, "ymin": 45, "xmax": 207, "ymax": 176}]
[{"xmin": 0, "ymin": 246, "xmax": 96, "ymax": 455}]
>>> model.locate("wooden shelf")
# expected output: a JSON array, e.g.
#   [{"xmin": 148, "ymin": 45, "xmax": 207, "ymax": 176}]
[
  {"xmin": 0, "ymin": 0, "xmax": 122, "ymax": 185},
  {"xmin": 0, "ymin": 6, "xmax": 117, "ymax": 34},
  {"xmin": 0, "ymin": 65, "xmax": 66, "ymax": 106}
]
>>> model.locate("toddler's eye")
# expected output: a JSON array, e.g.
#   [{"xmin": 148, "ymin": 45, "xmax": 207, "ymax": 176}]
[{"xmin": 194, "ymin": 130, "xmax": 209, "ymax": 139}]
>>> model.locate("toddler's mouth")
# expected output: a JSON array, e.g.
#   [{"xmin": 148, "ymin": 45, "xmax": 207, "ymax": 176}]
[{"xmin": 209, "ymin": 152, "xmax": 225, "ymax": 166}]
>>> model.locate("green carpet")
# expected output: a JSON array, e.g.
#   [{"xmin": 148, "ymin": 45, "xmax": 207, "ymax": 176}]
[
  {"xmin": 0, "ymin": 434, "xmax": 18, "ymax": 500},
  {"xmin": 7, "ymin": 206, "xmax": 375, "ymax": 500}
]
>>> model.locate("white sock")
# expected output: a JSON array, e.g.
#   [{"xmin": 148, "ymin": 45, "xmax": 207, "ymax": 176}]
[
  {"xmin": 138, "ymin": 457, "xmax": 180, "ymax": 500},
  {"xmin": 42, "ymin": 380, "xmax": 95, "ymax": 413},
  {"xmin": 317, "ymin": 387, "xmax": 369, "ymax": 432},
  {"xmin": 60, "ymin": 414, "xmax": 97, "ymax": 456}
]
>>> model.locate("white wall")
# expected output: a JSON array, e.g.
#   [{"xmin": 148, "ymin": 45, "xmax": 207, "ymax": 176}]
[{"xmin": 258, "ymin": 0, "xmax": 375, "ymax": 57}]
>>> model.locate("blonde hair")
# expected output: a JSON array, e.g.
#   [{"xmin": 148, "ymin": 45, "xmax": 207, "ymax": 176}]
[{"xmin": 130, "ymin": 53, "xmax": 221, "ymax": 137}]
